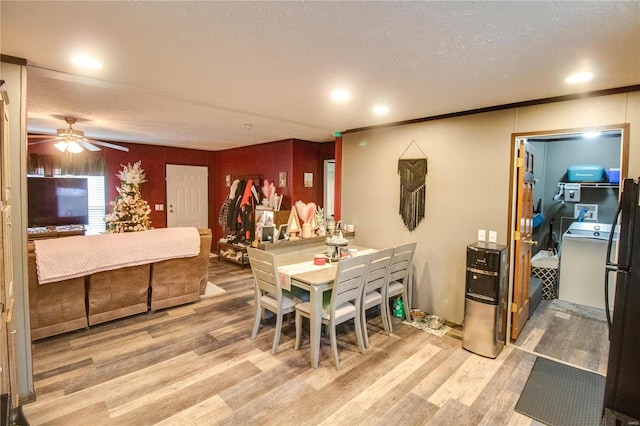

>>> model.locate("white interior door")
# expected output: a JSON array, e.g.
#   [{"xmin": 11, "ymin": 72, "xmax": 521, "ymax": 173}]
[{"xmin": 166, "ymin": 164, "xmax": 208, "ymax": 228}]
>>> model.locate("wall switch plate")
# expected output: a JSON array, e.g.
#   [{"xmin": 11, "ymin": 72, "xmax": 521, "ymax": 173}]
[
  {"xmin": 564, "ymin": 183, "xmax": 581, "ymax": 202},
  {"xmin": 488, "ymin": 231, "xmax": 497, "ymax": 243},
  {"xmin": 155, "ymin": 204, "xmax": 164, "ymax": 211},
  {"xmin": 478, "ymin": 229, "xmax": 486, "ymax": 242}
]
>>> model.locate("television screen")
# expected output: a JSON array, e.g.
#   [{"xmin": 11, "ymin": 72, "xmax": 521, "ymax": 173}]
[{"xmin": 28, "ymin": 177, "xmax": 89, "ymax": 226}]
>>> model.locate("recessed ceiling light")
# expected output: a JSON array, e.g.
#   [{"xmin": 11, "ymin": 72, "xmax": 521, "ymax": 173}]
[
  {"xmin": 71, "ymin": 55, "xmax": 103, "ymax": 69},
  {"xmin": 330, "ymin": 89, "xmax": 351, "ymax": 102},
  {"xmin": 565, "ymin": 72, "xmax": 593, "ymax": 84},
  {"xmin": 582, "ymin": 131, "xmax": 601, "ymax": 139},
  {"xmin": 373, "ymin": 105, "xmax": 389, "ymax": 115}
]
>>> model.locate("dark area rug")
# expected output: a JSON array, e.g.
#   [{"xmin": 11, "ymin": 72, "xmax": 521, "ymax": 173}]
[{"xmin": 515, "ymin": 357, "xmax": 605, "ymax": 426}]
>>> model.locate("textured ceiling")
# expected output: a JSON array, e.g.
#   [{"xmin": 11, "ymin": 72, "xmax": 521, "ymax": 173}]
[{"xmin": 1, "ymin": 1, "xmax": 639, "ymax": 151}]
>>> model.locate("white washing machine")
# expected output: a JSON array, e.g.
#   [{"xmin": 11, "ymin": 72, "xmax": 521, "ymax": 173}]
[{"xmin": 559, "ymin": 222, "xmax": 617, "ymax": 310}]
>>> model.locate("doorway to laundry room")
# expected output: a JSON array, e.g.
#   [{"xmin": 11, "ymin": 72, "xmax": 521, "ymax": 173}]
[{"xmin": 509, "ymin": 124, "xmax": 629, "ymax": 375}]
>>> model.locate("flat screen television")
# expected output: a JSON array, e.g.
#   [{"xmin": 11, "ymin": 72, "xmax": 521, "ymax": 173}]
[{"xmin": 28, "ymin": 177, "xmax": 89, "ymax": 226}]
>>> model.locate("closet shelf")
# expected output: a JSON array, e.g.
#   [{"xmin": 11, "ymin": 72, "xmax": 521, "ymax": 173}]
[{"xmin": 558, "ymin": 182, "xmax": 619, "ymax": 189}]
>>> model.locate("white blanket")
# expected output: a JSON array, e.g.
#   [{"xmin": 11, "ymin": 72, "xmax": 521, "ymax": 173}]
[{"xmin": 34, "ymin": 227, "xmax": 201, "ymax": 284}]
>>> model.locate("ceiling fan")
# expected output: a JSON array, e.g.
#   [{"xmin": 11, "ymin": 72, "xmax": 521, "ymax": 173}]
[{"xmin": 28, "ymin": 117, "xmax": 130, "ymax": 153}]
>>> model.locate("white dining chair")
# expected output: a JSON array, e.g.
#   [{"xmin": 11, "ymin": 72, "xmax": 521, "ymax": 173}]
[
  {"xmin": 385, "ymin": 242, "xmax": 417, "ymax": 333},
  {"xmin": 360, "ymin": 247, "xmax": 394, "ymax": 349},
  {"xmin": 247, "ymin": 247, "xmax": 309, "ymax": 354},
  {"xmin": 294, "ymin": 253, "xmax": 371, "ymax": 369}
]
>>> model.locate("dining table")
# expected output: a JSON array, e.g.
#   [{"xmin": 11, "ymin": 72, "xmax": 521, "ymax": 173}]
[{"xmin": 276, "ymin": 245, "xmax": 375, "ymax": 369}]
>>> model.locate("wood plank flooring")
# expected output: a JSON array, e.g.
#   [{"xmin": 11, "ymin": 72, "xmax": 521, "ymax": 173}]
[
  {"xmin": 514, "ymin": 299, "xmax": 610, "ymax": 374},
  {"xmin": 22, "ymin": 258, "xmax": 604, "ymax": 425}
]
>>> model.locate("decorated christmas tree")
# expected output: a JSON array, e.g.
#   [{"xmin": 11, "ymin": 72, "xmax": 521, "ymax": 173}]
[{"xmin": 104, "ymin": 161, "xmax": 152, "ymax": 233}]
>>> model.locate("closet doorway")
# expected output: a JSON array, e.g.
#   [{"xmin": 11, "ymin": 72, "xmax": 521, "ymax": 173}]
[{"xmin": 507, "ymin": 124, "xmax": 629, "ymax": 372}]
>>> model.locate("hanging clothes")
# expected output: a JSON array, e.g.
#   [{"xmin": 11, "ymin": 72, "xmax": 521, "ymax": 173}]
[
  {"xmin": 218, "ymin": 178, "xmax": 259, "ymax": 241},
  {"xmin": 238, "ymin": 179, "xmax": 258, "ymax": 241},
  {"xmin": 218, "ymin": 198, "xmax": 232, "ymax": 233},
  {"xmin": 218, "ymin": 179, "xmax": 240, "ymax": 234},
  {"xmin": 227, "ymin": 179, "xmax": 247, "ymax": 235}
]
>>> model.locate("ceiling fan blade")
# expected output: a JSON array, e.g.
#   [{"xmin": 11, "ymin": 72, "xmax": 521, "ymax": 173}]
[
  {"xmin": 28, "ymin": 134, "xmax": 58, "ymax": 139},
  {"xmin": 79, "ymin": 140, "xmax": 101, "ymax": 152},
  {"xmin": 28, "ymin": 139, "xmax": 58, "ymax": 145},
  {"xmin": 91, "ymin": 141, "xmax": 130, "ymax": 152}
]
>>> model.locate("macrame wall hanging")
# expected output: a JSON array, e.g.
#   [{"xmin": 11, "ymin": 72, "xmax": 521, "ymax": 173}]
[{"xmin": 398, "ymin": 140, "xmax": 427, "ymax": 232}]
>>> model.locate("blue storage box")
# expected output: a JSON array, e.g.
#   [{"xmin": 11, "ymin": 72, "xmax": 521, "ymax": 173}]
[
  {"xmin": 567, "ymin": 165, "xmax": 606, "ymax": 182},
  {"xmin": 608, "ymin": 168, "xmax": 620, "ymax": 183}
]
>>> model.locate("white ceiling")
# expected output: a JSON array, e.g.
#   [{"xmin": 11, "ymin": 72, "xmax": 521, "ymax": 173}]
[{"xmin": 2, "ymin": 1, "xmax": 639, "ymax": 151}]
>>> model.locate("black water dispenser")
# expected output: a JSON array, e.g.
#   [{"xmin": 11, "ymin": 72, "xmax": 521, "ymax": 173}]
[{"xmin": 462, "ymin": 242, "xmax": 508, "ymax": 358}]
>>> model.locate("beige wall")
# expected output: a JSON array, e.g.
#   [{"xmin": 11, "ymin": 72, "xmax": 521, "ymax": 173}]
[{"xmin": 342, "ymin": 93, "xmax": 639, "ymax": 324}]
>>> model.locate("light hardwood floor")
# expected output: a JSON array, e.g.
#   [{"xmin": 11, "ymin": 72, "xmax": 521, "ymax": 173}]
[
  {"xmin": 514, "ymin": 299, "xmax": 610, "ymax": 375},
  {"xmin": 23, "ymin": 258, "xmax": 605, "ymax": 425}
]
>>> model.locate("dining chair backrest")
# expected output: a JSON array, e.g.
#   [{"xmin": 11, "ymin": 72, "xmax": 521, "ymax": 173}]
[
  {"xmin": 364, "ymin": 248, "xmax": 394, "ymax": 294},
  {"xmin": 247, "ymin": 247, "xmax": 281, "ymax": 298},
  {"xmin": 388, "ymin": 242, "xmax": 417, "ymax": 283},
  {"xmin": 330, "ymin": 254, "xmax": 371, "ymax": 314}
]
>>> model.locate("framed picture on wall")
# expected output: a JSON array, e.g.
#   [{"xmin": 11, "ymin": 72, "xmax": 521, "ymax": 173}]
[
  {"xmin": 304, "ymin": 173, "xmax": 313, "ymax": 188},
  {"xmin": 261, "ymin": 225, "xmax": 275, "ymax": 243},
  {"xmin": 277, "ymin": 224, "xmax": 288, "ymax": 241}
]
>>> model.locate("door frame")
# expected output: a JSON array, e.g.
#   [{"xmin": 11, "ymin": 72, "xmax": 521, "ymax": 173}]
[
  {"xmin": 323, "ymin": 159, "xmax": 335, "ymax": 219},
  {"xmin": 505, "ymin": 123, "xmax": 630, "ymax": 343}
]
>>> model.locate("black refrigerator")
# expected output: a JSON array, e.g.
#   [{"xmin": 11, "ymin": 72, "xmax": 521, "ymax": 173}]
[{"xmin": 603, "ymin": 178, "xmax": 640, "ymax": 423}]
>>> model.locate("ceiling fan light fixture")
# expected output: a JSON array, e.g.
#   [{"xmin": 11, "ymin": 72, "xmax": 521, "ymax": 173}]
[
  {"xmin": 29, "ymin": 116, "xmax": 129, "ymax": 153},
  {"xmin": 54, "ymin": 141, "xmax": 68, "ymax": 152},
  {"xmin": 58, "ymin": 128, "xmax": 84, "ymax": 138},
  {"xmin": 67, "ymin": 141, "xmax": 84, "ymax": 153},
  {"xmin": 54, "ymin": 140, "xmax": 84, "ymax": 153}
]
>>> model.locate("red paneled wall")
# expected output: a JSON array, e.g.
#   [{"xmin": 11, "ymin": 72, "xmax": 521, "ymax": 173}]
[
  {"xmin": 29, "ymin": 137, "xmax": 334, "ymax": 243},
  {"xmin": 214, "ymin": 139, "xmax": 292, "ymax": 209},
  {"xmin": 291, "ymin": 139, "xmax": 332, "ymax": 210},
  {"xmin": 28, "ymin": 141, "xmax": 215, "ymax": 229},
  {"xmin": 213, "ymin": 138, "xmax": 334, "ymax": 242}
]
